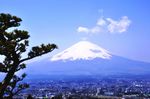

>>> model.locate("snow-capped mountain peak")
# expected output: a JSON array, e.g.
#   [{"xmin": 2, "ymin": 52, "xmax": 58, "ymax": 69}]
[{"xmin": 50, "ymin": 41, "xmax": 112, "ymax": 61}]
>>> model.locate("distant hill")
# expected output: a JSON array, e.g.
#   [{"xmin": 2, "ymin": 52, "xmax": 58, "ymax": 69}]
[{"xmin": 25, "ymin": 41, "xmax": 150, "ymax": 76}]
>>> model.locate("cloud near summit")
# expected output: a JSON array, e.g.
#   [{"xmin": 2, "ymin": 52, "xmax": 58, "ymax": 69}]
[{"xmin": 77, "ymin": 16, "xmax": 131, "ymax": 34}]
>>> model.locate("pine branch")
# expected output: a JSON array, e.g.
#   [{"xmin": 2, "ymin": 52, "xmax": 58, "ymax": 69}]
[
  {"xmin": 0, "ymin": 13, "xmax": 57, "ymax": 98},
  {"xmin": 20, "ymin": 44, "xmax": 57, "ymax": 63}
]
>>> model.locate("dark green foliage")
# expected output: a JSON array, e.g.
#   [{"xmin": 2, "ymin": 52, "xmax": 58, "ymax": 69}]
[
  {"xmin": 27, "ymin": 94, "xmax": 34, "ymax": 99},
  {"xmin": 0, "ymin": 13, "xmax": 57, "ymax": 98},
  {"xmin": 54, "ymin": 94, "xmax": 63, "ymax": 99}
]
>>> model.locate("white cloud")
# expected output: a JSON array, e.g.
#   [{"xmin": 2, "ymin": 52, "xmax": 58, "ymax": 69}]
[
  {"xmin": 107, "ymin": 16, "xmax": 131, "ymax": 33},
  {"xmin": 77, "ymin": 27, "xmax": 89, "ymax": 33},
  {"xmin": 97, "ymin": 18, "xmax": 106, "ymax": 26},
  {"xmin": 77, "ymin": 26, "xmax": 103, "ymax": 34},
  {"xmin": 77, "ymin": 16, "xmax": 131, "ymax": 34},
  {"xmin": 91, "ymin": 26, "xmax": 102, "ymax": 33},
  {"xmin": 77, "ymin": 17, "xmax": 106, "ymax": 34}
]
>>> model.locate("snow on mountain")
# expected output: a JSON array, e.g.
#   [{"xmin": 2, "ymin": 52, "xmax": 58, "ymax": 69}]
[
  {"xmin": 51, "ymin": 41, "xmax": 112, "ymax": 61},
  {"xmin": 26, "ymin": 40, "xmax": 150, "ymax": 76}
]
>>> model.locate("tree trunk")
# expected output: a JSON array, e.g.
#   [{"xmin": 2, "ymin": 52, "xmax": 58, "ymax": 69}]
[{"xmin": 0, "ymin": 63, "xmax": 18, "ymax": 98}]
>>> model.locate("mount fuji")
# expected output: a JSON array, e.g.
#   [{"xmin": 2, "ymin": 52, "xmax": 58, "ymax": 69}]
[
  {"xmin": 51, "ymin": 41, "xmax": 111, "ymax": 61},
  {"xmin": 26, "ymin": 41, "xmax": 150, "ymax": 76}
]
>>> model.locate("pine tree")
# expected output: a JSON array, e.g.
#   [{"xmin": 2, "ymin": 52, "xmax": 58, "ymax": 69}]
[{"xmin": 0, "ymin": 13, "xmax": 57, "ymax": 98}]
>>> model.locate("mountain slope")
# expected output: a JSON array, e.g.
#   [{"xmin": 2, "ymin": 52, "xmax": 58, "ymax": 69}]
[
  {"xmin": 51, "ymin": 41, "xmax": 111, "ymax": 61},
  {"xmin": 26, "ymin": 41, "xmax": 150, "ymax": 76}
]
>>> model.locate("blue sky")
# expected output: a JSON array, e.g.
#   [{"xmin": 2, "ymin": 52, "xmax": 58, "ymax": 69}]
[{"xmin": 0, "ymin": 0, "xmax": 150, "ymax": 62}]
